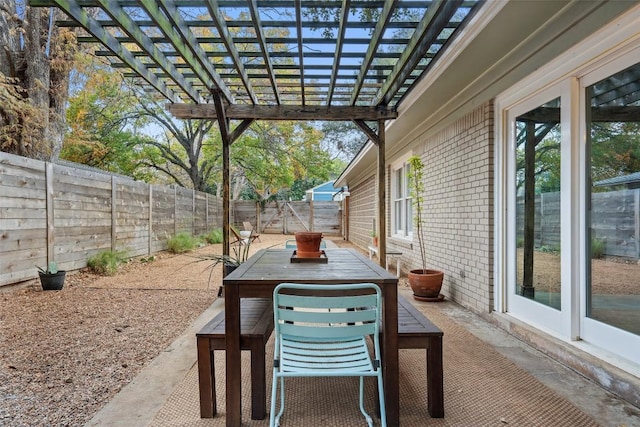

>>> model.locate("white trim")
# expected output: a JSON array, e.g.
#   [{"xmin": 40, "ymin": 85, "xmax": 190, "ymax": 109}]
[
  {"xmin": 496, "ymin": 4, "xmax": 640, "ymax": 371},
  {"xmin": 399, "ymin": 1, "xmax": 507, "ymax": 114}
]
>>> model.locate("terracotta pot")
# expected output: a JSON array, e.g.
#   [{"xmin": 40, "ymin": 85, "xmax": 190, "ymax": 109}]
[
  {"xmin": 294, "ymin": 232, "xmax": 323, "ymax": 257},
  {"xmin": 408, "ymin": 269, "xmax": 444, "ymax": 299}
]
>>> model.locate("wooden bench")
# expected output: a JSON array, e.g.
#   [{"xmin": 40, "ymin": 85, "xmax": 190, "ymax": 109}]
[
  {"xmin": 196, "ymin": 298, "xmax": 274, "ymax": 420},
  {"xmin": 397, "ymin": 294, "xmax": 444, "ymax": 417},
  {"xmin": 378, "ymin": 295, "xmax": 444, "ymax": 418},
  {"xmin": 368, "ymin": 246, "xmax": 403, "ymax": 277}
]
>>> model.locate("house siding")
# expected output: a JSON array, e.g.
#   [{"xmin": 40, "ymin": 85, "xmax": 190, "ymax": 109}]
[{"xmin": 347, "ymin": 176, "xmax": 376, "ymax": 250}]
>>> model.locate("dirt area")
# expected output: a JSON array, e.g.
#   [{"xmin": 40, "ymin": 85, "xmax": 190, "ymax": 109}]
[{"xmin": 518, "ymin": 249, "xmax": 640, "ymax": 294}]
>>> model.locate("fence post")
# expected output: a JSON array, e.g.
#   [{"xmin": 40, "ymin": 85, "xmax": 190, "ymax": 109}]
[
  {"xmin": 148, "ymin": 184, "xmax": 153, "ymax": 256},
  {"xmin": 45, "ymin": 162, "xmax": 54, "ymax": 266},
  {"xmin": 309, "ymin": 201, "xmax": 314, "ymax": 231},
  {"xmin": 633, "ymin": 188, "xmax": 640, "ymax": 259},
  {"xmin": 174, "ymin": 186, "xmax": 178, "ymax": 236},
  {"xmin": 192, "ymin": 189, "xmax": 196, "ymax": 236},
  {"xmin": 112, "ymin": 176, "xmax": 117, "ymax": 251}
]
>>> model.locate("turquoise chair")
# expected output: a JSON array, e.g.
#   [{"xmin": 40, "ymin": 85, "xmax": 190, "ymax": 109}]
[
  {"xmin": 270, "ymin": 283, "xmax": 386, "ymax": 427},
  {"xmin": 284, "ymin": 239, "xmax": 327, "ymax": 249}
]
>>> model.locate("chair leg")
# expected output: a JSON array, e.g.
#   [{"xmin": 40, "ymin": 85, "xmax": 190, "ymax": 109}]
[{"xmin": 358, "ymin": 376, "xmax": 373, "ymax": 427}]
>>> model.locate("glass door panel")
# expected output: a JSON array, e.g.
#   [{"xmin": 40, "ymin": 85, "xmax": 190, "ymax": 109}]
[
  {"xmin": 585, "ymin": 61, "xmax": 640, "ymax": 338},
  {"xmin": 515, "ymin": 98, "xmax": 562, "ymax": 310}
]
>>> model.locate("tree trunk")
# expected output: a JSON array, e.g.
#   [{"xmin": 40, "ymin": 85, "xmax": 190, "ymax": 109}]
[{"xmin": 0, "ymin": 3, "xmax": 73, "ymax": 160}]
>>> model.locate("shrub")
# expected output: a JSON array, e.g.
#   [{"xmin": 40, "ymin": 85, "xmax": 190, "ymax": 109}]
[
  {"xmin": 167, "ymin": 232, "xmax": 198, "ymax": 253},
  {"xmin": 591, "ymin": 238, "xmax": 605, "ymax": 259},
  {"xmin": 87, "ymin": 250, "xmax": 127, "ymax": 275},
  {"xmin": 204, "ymin": 228, "xmax": 223, "ymax": 244}
]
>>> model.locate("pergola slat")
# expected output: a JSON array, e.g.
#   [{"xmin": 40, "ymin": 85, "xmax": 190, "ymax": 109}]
[
  {"xmin": 349, "ymin": 0, "xmax": 397, "ymax": 106},
  {"xmin": 206, "ymin": 0, "xmax": 257, "ymax": 104},
  {"xmin": 97, "ymin": 0, "xmax": 204, "ymax": 103},
  {"xmin": 248, "ymin": 0, "xmax": 281, "ymax": 105},
  {"xmin": 327, "ymin": 0, "xmax": 350, "ymax": 105},
  {"xmin": 52, "ymin": 0, "xmax": 181, "ymax": 103},
  {"xmin": 376, "ymin": 0, "xmax": 462, "ymax": 106},
  {"xmin": 145, "ymin": 0, "xmax": 234, "ymax": 103}
]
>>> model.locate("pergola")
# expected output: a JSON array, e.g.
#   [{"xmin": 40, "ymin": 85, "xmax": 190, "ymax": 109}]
[{"xmin": 29, "ymin": 0, "xmax": 482, "ymax": 273}]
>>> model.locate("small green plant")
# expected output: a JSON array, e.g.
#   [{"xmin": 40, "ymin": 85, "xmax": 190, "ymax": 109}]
[
  {"xmin": 591, "ymin": 237, "xmax": 605, "ymax": 259},
  {"xmin": 167, "ymin": 232, "xmax": 199, "ymax": 253},
  {"xmin": 36, "ymin": 261, "xmax": 59, "ymax": 275},
  {"xmin": 87, "ymin": 250, "xmax": 127, "ymax": 275},
  {"xmin": 204, "ymin": 228, "xmax": 224, "ymax": 244}
]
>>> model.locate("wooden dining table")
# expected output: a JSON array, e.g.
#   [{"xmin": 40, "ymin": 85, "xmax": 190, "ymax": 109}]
[{"xmin": 223, "ymin": 248, "xmax": 400, "ymax": 426}]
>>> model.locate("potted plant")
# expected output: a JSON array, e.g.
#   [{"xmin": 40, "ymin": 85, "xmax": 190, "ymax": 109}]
[
  {"xmin": 36, "ymin": 261, "xmax": 66, "ymax": 291},
  {"xmin": 294, "ymin": 231, "xmax": 323, "ymax": 258},
  {"xmin": 371, "ymin": 231, "xmax": 378, "ymax": 247},
  {"xmin": 193, "ymin": 238, "xmax": 253, "ymax": 296},
  {"xmin": 407, "ymin": 155, "xmax": 444, "ymax": 301}
]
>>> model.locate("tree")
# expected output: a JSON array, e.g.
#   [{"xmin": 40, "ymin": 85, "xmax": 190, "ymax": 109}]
[{"xmin": 0, "ymin": 0, "xmax": 76, "ymax": 160}]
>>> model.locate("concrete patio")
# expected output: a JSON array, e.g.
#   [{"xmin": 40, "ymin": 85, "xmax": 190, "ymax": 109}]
[{"xmin": 85, "ymin": 288, "xmax": 639, "ymax": 427}]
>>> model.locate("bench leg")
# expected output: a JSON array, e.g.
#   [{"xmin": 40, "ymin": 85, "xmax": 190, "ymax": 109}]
[
  {"xmin": 250, "ymin": 339, "xmax": 267, "ymax": 420},
  {"xmin": 427, "ymin": 337, "xmax": 444, "ymax": 418},
  {"xmin": 197, "ymin": 337, "xmax": 216, "ymax": 418}
]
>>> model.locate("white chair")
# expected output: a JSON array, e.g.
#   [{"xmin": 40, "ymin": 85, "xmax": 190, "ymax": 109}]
[{"xmin": 270, "ymin": 282, "xmax": 386, "ymax": 427}]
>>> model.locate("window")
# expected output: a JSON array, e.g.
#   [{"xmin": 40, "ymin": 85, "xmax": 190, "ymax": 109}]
[{"xmin": 392, "ymin": 159, "xmax": 413, "ymax": 238}]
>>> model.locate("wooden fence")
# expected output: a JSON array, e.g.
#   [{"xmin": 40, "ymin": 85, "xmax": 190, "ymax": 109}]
[
  {"xmin": 233, "ymin": 200, "xmax": 342, "ymax": 235},
  {"xmin": 0, "ymin": 152, "xmax": 223, "ymax": 287},
  {"xmin": 1, "ymin": 152, "xmax": 343, "ymax": 288},
  {"xmin": 517, "ymin": 189, "xmax": 640, "ymax": 258}
]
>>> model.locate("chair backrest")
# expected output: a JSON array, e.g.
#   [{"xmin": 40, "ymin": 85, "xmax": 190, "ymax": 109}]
[
  {"xmin": 243, "ymin": 221, "xmax": 254, "ymax": 232},
  {"xmin": 273, "ymin": 283, "xmax": 381, "ymax": 341}
]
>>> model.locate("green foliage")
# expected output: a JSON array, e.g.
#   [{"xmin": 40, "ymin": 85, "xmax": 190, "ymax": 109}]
[
  {"xmin": 87, "ymin": 250, "xmax": 127, "ymax": 275},
  {"xmin": 407, "ymin": 155, "xmax": 428, "ymax": 271},
  {"xmin": 591, "ymin": 238, "xmax": 606, "ymax": 259},
  {"xmin": 538, "ymin": 245, "xmax": 560, "ymax": 254},
  {"xmin": 204, "ymin": 229, "xmax": 224, "ymax": 244},
  {"xmin": 167, "ymin": 233, "xmax": 199, "ymax": 253},
  {"xmin": 36, "ymin": 262, "xmax": 59, "ymax": 275}
]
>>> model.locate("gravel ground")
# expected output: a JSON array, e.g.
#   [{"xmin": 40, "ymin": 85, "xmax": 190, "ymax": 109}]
[{"xmin": 0, "ymin": 234, "xmax": 299, "ymax": 427}]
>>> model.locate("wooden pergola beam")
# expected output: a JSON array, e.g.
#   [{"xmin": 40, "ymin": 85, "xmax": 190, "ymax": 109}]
[
  {"xmin": 167, "ymin": 103, "xmax": 398, "ymax": 120},
  {"xmin": 98, "ymin": 0, "xmax": 202, "ymax": 103},
  {"xmin": 327, "ymin": 0, "xmax": 350, "ymax": 104},
  {"xmin": 349, "ymin": 0, "xmax": 396, "ymax": 105},
  {"xmin": 206, "ymin": 0, "xmax": 257, "ymax": 104},
  {"xmin": 146, "ymin": 0, "xmax": 234, "ymax": 103},
  {"xmin": 377, "ymin": 0, "xmax": 461, "ymax": 105},
  {"xmin": 52, "ymin": 0, "xmax": 180, "ymax": 103},
  {"xmin": 248, "ymin": 0, "xmax": 282, "ymax": 104}
]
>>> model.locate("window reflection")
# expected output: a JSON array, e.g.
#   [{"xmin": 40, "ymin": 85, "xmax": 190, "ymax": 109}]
[
  {"xmin": 586, "ymin": 62, "xmax": 640, "ymax": 336},
  {"xmin": 515, "ymin": 98, "xmax": 562, "ymax": 310}
]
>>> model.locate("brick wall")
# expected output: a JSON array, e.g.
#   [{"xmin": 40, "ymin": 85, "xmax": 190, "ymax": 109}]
[
  {"xmin": 346, "ymin": 102, "xmax": 495, "ymax": 312},
  {"xmin": 347, "ymin": 176, "xmax": 377, "ymax": 250},
  {"xmin": 402, "ymin": 101, "xmax": 494, "ymax": 311}
]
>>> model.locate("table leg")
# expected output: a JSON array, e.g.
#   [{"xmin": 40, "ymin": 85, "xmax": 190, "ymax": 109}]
[
  {"xmin": 225, "ymin": 285, "xmax": 242, "ymax": 427},
  {"xmin": 382, "ymin": 284, "xmax": 399, "ymax": 426},
  {"xmin": 427, "ymin": 336, "xmax": 444, "ymax": 417},
  {"xmin": 197, "ymin": 337, "xmax": 215, "ymax": 417}
]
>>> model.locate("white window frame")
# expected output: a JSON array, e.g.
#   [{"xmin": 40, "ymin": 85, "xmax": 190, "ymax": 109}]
[
  {"xmin": 391, "ymin": 155, "xmax": 413, "ymax": 240},
  {"xmin": 495, "ymin": 5, "xmax": 640, "ymax": 372}
]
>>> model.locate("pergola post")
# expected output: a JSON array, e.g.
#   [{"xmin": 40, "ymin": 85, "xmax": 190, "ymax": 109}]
[{"xmin": 354, "ymin": 119, "xmax": 387, "ymax": 269}]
